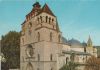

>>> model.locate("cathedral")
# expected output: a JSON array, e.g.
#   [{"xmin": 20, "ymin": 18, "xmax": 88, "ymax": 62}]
[{"xmin": 20, "ymin": 2, "xmax": 97, "ymax": 70}]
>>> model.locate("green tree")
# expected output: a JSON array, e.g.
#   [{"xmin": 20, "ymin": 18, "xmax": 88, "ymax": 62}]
[
  {"xmin": 60, "ymin": 61, "xmax": 79, "ymax": 70},
  {"xmin": 1, "ymin": 31, "xmax": 20, "ymax": 69},
  {"xmin": 60, "ymin": 53, "xmax": 78, "ymax": 70}
]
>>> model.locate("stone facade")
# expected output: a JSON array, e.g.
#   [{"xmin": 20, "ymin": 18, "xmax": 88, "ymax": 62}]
[
  {"xmin": 20, "ymin": 2, "xmax": 97, "ymax": 70},
  {"xmin": 20, "ymin": 2, "xmax": 63, "ymax": 70}
]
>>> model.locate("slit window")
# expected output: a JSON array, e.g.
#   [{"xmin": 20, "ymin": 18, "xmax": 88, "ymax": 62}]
[
  {"xmin": 38, "ymin": 32, "xmax": 40, "ymax": 41},
  {"xmin": 50, "ymin": 54, "xmax": 53, "ymax": 61},
  {"xmin": 50, "ymin": 32, "xmax": 52, "ymax": 41},
  {"xmin": 38, "ymin": 54, "xmax": 40, "ymax": 61},
  {"xmin": 46, "ymin": 16, "xmax": 48, "ymax": 23}
]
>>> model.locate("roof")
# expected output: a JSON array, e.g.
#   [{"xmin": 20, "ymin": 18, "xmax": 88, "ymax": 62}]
[
  {"xmin": 63, "ymin": 50, "xmax": 91, "ymax": 56},
  {"xmin": 87, "ymin": 35, "xmax": 92, "ymax": 47},
  {"xmin": 40, "ymin": 3, "xmax": 55, "ymax": 17},
  {"xmin": 67, "ymin": 38, "xmax": 83, "ymax": 48},
  {"xmin": 23, "ymin": 2, "xmax": 56, "ymax": 25}
]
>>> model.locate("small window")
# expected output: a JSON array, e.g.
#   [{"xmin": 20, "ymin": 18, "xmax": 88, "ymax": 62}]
[
  {"xmin": 66, "ymin": 57, "xmax": 68, "ymax": 64},
  {"xmin": 38, "ymin": 54, "xmax": 40, "ymax": 61},
  {"xmin": 50, "ymin": 54, "xmax": 53, "ymax": 61},
  {"xmin": 38, "ymin": 32, "xmax": 40, "ymax": 41},
  {"xmin": 37, "ymin": 17, "xmax": 39, "ymax": 23},
  {"xmin": 50, "ymin": 32, "xmax": 52, "ymax": 41},
  {"xmin": 37, "ymin": 68, "xmax": 39, "ymax": 70},
  {"xmin": 28, "ymin": 22, "xmax": 32, "ymax": 35},
  {"xmin": 51, "ymin": 68, "xmax": 53, "ymax": 70},
  {"xmin": 49, "ymin": 17, "xmax": 51, "ymax": 24},
  {"xmin": 84, "ymin": 47, "xmax": 86, "ymax": 52},
  {"xmin": 40, "ymin": 16, "xmax": 42, "ymax": 23},
  {"xmin": 46, "ymin": 16, "xmax": 48, "ymax": 23},
  {"xmin": 52, "ymin": 19, "xmax": 54, "ymax": 22},
  {"xmin": 58, "ymin": 35, "xmax": 61, "ymax": 42}
]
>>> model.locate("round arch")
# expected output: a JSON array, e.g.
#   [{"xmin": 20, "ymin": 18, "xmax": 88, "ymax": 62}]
[
  {"xmin": 26, "ymin": 62, "xmax": 33, "ymax": 70},
  {"xmin": 26, "ymin": 44, "xmax": 34, "ymax": 58}
]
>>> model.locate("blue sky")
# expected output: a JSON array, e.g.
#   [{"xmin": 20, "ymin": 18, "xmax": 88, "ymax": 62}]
[{"xmin": 0, "ymin": 0, "xmax": 100, "ymax": 46}]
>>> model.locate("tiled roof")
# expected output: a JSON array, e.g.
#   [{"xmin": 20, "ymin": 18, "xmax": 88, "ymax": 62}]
[
  {"xmin": 40, "ymin": 4, "xmax": 55, "ymax": 17},
  {"xmin": 63, "ymin": 50, "xmax": 91, "ymax": 55}
]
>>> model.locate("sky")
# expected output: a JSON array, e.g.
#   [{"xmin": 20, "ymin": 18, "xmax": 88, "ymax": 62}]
[{"xmin": 0, "ymin": 0, "xmax": 100, "ymax": 46}]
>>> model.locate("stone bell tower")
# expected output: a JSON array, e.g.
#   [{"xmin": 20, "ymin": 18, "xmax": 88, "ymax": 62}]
[
  {"xmin": 86, "ymin": 36, "xmax": 97, "ymax": 57},
  {"xmin": 20, "ymin": 2, "xmax": 63, "ymax": 70}
]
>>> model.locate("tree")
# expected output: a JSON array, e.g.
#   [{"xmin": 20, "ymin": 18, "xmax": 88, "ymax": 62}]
[
  {"xmin": 60, "ymin": 61, "xmax": 79, "ymax": 70},
  {"xmin": 60, "ymin": 53, "xmax": 78, "ymax": 70},
  {"xmin": 1, "ymin": 31, "xmax": 20, "ymax": 69},
  {"xmin": 84, "ymin": 56, "xmax": 100, "ymax": 70}
]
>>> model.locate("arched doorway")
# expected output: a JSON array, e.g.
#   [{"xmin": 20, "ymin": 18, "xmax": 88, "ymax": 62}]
[{"xmin": 26, "ymin": 62, "xmax": 33, "ymax": 70}]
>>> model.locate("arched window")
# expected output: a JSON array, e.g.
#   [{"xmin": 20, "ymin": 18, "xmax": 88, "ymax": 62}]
[
  {"xmin": 26, "ymin": 62, "xmax": 33, "ymax": 70},
  {"xmin": 50, "ymin": 32, "xmax": 52, "ymax": 41},
  {"xmin": 66, "ymin": 57, "xmax": 68, "ymax": 64},
  {"xmin": 84, "ymin": 47, "xmax": 86, "ymax": 52},
  {"xmin": 58, "ymin": 35, "xmax": 61, "ymax": 42},
  {"xmin": 38, "ymin": 32, "xmax": 40, "ymax": 41},
  {"xmin": 38, "ymin": 54, "xmax": 40, "ymax": 61},
  {"xmin": 28, "ymin": 22, "xmax": 32, "ymax": 35},
  {"xmin": 26, "ymin": 45, "xmax": 34, "ymax": 58},
  {"xmin": 52, "ymin": 19, "xmax": 54, "ymax": 22},
  {"xmin": 50, "ymin": 54, "xmax": 53, "ymax": 61},
  {"xmin": 37, "ymin": 68, "xmax": 39, "ymax": 70},
  {"xmin": 46, "ymin": 16, "xmax": 48, "ymax": 23},
  {"xmin": 37, "ymin": 17, "xmax": 39, "ymax": 23},
  {"xmin": 40, "ymin": 16, "xmax": 42, "ymax": 23},
  {"xmin": 49, "ymin": 17, "xmax": 51, "ymax": 24}
]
